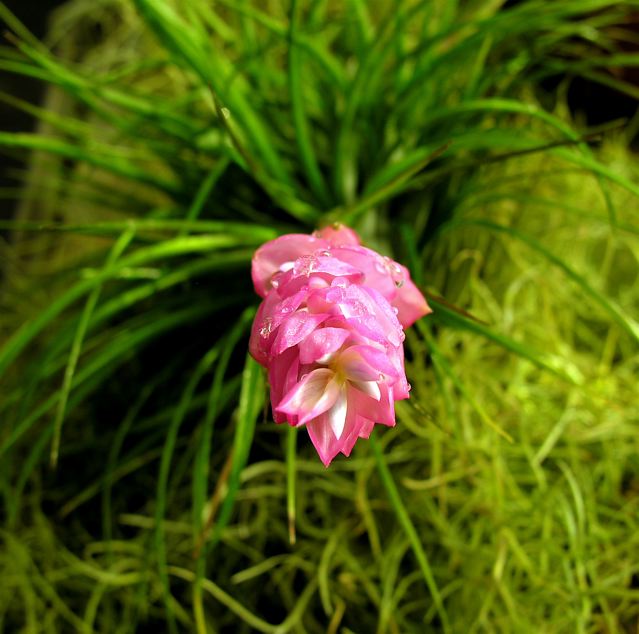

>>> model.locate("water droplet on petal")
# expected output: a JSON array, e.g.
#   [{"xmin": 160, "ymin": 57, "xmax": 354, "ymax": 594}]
[
  {"xmin": 259, "ymin": 317, "xmax": 273, "ymax": 338},
  {"xmin": 407, "ymin": 383, "xmax": 412, "ymax": 392},
  {"xmin": 271, "ymin": 277, "xmax": 280, "ymax": 289},
  {"xmin": 319, "ymin": 250, "xmax": 332, "ymax": 257},
  {"xmin": 399, "ymin": 330, "xmax": 405, "ymax": 341},
  {"xmin": 294, "ymin": 255, "xmax": 316, "ymax": 277},
  {"xmin": 392, "ymin": 307, "xmax": 399, "ymax": 315},
  {"xmin": 374, "ymin": 258, "xmax": 387, "ymax": 274},
  {"xmin": 395, "ymin": 279, "xmax": 404, "ymax": 288}
]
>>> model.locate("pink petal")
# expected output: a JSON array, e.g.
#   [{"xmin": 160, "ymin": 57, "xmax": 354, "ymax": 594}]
[
  {"xmin": 357, "ymin": 285, "xmax": 404, "ymax": 347},
  {"xmin": 393, "ymin": 274, "xmax": 432, "ymax": 328},
  {"xmin": 306, "ymin": 402, "xmax": 357, "ymax": 466},
  {"xmin": 298, "ymin": 327, "xmax": 350, "ymax": 365},
  {"xmin": 339, "ymin": 345, "xmax": 400, "ymax": 381},
  {"xmin": 357, "ymin": 419, "xmax": 376, "ymax": 439},
  {"xmin": 351, "ymin": 379, "xmax": 381, "ymax": 401},
  {"xmin": 329, "ymin": 247, "xmax": 430, "ymax": 328},
  {"xmin": 347, "ymin": 382, "xmax": 396, "ymax": 427},
  {"xmin": 330, "ymin": 246, "xmax": 397, "ymax": 296},
  {"xmin": 306, "ymin": 414, "xmax": 338, "ymax": 466},
  {"xmin": 276, "ymin": 368, "xmax": 341, "ymax": 425},
  {"xmin": 315, "ymin": 224, "xmax": 361, "ymax": 246},
  {"xmin": 340, "ymin": 416, "xmax": 374, "ymax": 457},
  {"xmin": 268, "ymin": 348, "xmax": 299, "ymax": 423},
  {"xmin": 327, "ymin": 388, "xmax": 348, "ymax": 439},
  {"xmin": 249, "ymin": 299, "xmax": 272, "ymax": 366},
  {"xmin": 293, "ymin": 254, "xmax": 364, "ymax": 280},
  {"xmin": 343, "ymin": 316, "xmax": 388, "ymax": 345},
  {"xmin": 252, "ymin": 234, "xmax": 328, "ymax": 297},
  {"xmin": 271, "ymin": 312, "xmax": 329, "ymax": 357}
]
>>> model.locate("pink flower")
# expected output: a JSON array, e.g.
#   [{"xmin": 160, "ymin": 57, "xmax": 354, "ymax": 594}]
[
  {"xmin": 249, "ymin": 225, "xmax": 430, "ymax": 466},
  {"xmin": 251, "ymin": 225, "xmax": 429, "ymax": 328}
]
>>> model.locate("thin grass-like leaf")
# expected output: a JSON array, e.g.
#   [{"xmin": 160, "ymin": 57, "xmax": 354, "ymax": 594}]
[
  {"xmin": 370, "ymin": 433, "xmax": 451, "ymax": 633},
  {"xmin": 445, "ymin": 218, "xmax": 639, "ymax": 343},
  {"xmin": 50, "ymin": 228, "xmax": 135, "ymax": 467}
]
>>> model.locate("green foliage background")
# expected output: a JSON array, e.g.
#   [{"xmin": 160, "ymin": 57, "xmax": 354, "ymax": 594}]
[{"xmin": 0, "ymin": 0, "xmax": 638, "ymax": 631}]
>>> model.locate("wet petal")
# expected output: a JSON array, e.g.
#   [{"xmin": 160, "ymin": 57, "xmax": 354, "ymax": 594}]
[
  {"xmin": 276, "ymin": 368, "xmax": 341, "ymax": 425},
  {"xmin": 393, "ymin": 275, "xmax": 432, "ymax": 328},
  {"xmin": 271, "ymin": 312, "xmax": 329, "ymax": 357},
  {"xmin": 252, "ymin": 234, "xmax": 327, "ymax": 297},
  {"xmin": 347, "ymin": 382, "xmax": 396, "ymax": 427},
  {"xmin": 298, "ymin": 327, "xmax": 350, "ymax": 364},
  {"xmin": 315, "ymin": 224, "xmax": 361, "ymax": 246},
  {"xmin": 338, "ymin": 345, "xmax": 400, "ymax": 381}
]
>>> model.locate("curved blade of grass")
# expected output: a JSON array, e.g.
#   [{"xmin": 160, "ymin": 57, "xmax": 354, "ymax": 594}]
[
  {"xmin": 427, "ymin": 297, "xmax": 583, "ymax": 384},
  {"xmin": 155, "ymin": 343, "xmax": 221, "ymax": 634},
  {"xmin": 133, "ymin": 0, "xmax": 291, "ymax": 186},
  {"xmin": 204, "ymin": 353, "xmax": 264, "ymax": 554},
  {"xmin": 4, "ymin": 32, "xmax": 200, "ymax": 141},
  {"xmin": 192, "ymin": 308, "xmax": 255, "ymax": 633},
  {"xmin": 50, "ymin": 227, "xmax": 135, "ymax": 468},
  {"xmin": 331, "ymin": 0, "xmax": 431, "ymax": 203},
  {"xmin": 171, "ymin": 566, "xmax": 317, "ymax": 634},
  {"xmin": 417, "ymin": 320, "xmax": 514, "ymax": 443},
  {"xmin": 215, "ymin": 0, "xmax": 345, "ymax": 89},
  {"xmin": 286, "ymin": 425, "xmax": 297, "ymax": 546},
  {"xmin": 181, "ymin": 158, "xmax": 230, "ymax": 233},
  {"xmin": 0, "ymin": 301, "xmax": 221, "ymax": 457},
  {"xmin": 0, "ymin": 132, "xmax": 181, "ymax": 195},
  {"xmin": 0, "ymin": 219, "xmax": 277, "ymax": 241},
  {"xmin": 288, "ymin": 0, "xmax": 330, "ymax": 208},
  {"xmin": 448, "ymin": 218, "xmax": 639, "ymax": 344},
  {"xmin": 192, "ymin": 308, "xmax": 255, "ymax": 542},
  {"xmin": 102, "ymin": 375, "xmax": 167, "ymax": 553},
  {"xmin": 370, "ymin": 433, "xmax": 450, "ymax": 633},
  {"xmin": 552, "ymin": 146, "xmax": 639, "ymax": 200},
  {"xmin": 328, "ymin": 141, "xmax": 450, "ymax": 226},
  {"xmin": 0, "ymin": 235, "xmax": 254, "ymax": 378}
]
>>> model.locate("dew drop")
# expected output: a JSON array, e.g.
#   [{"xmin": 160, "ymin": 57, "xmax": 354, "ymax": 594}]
[
  {"xmin": 294, "ymin": 255, "xmax": 316, "ymax": 276},
  {"xmin": 407, "ymin": 383, "xmax": 412, "ymax": 392},
  {"xmin": 374, "ymin": 258, "xmax": 387, "ymax": 274},
  {"xmin": 319, "ymin": 250, "xmax": 332, "ymax": 257},
  {"xmin": 259, "ymin": 317, "xmax": 273, "ymax": 338},
  {"xmin": 395, "ymin": 279, "xmax": 404, "ymax": 288},
  {"xmin": 399, "ymin": 331, "xmax": 406, "ymax": 342},
  {"xmin": 270, "ymin": 277, "xmax": 280, "ymax": 289},
  {"xmin": 392, "ymin": 306, "xmax": 399, "ymax": 315}
]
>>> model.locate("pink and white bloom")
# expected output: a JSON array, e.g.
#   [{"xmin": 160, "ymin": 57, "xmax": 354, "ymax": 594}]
[
  {"xmin": 251, "ymin": 225, "xmax": 429, "ymax": 328},
  {"xmin": 249, "ymin": 225, "xmax": 431, "ymax": 466}
]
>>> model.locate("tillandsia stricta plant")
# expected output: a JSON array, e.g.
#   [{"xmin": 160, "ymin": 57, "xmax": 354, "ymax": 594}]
[
  {"xmin": 249, "ymin": 224, "xmax": 430, "ymax": 465},
  {"xmin": 1, "ymin": 0, "xmax": 639, "ymax": 632}
]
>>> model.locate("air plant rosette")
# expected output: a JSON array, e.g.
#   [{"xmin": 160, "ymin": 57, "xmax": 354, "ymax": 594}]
[{"xmin": 249, "ymin": 224, "xmax": 430, "ymax": 465}]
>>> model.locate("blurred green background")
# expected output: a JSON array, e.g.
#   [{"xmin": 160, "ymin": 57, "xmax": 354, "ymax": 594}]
[{"xmin": 0, "ymin": 1, "xmax": 638, "ymax": 632}]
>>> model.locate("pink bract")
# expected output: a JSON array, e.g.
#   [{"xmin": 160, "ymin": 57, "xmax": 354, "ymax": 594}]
[{"xmin": 249, "ymin": 225, "xmax": 431, "ymax": 466}]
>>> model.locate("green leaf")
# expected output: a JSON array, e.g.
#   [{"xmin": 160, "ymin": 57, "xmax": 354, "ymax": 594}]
[{"xmin": 370, "ymin": 433, "xmax": 451, "ymax": 633}]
